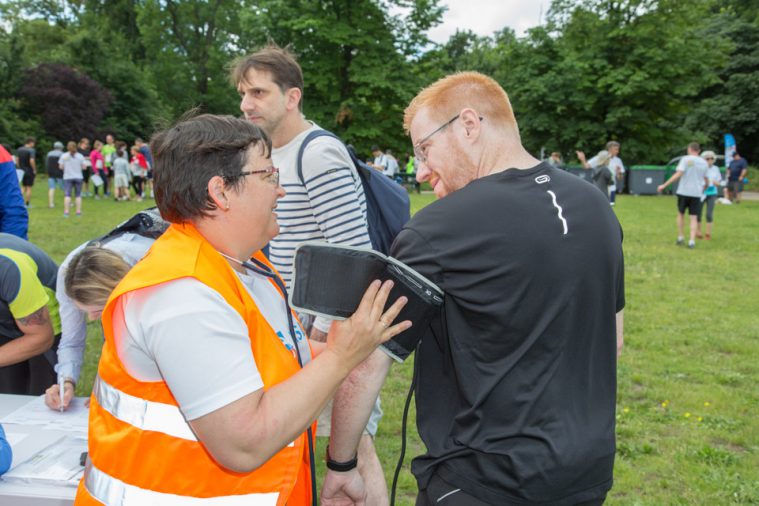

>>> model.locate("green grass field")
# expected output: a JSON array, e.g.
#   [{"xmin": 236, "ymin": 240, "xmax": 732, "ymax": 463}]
[{"xmin": 25, "ymin": 180, "xmax": 759, "ymax": 505}]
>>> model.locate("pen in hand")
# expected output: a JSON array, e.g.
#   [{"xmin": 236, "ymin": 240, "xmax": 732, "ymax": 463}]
[{"xmin": 59, "ymin": 376, "xmax": 65, "ymax": 413}]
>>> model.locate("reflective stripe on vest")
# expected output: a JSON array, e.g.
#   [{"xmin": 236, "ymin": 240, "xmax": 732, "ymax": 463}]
[
  {"xmin": 94, "ymin": 375, "xmax": 197, "ymax": 442},
  {"xmin": 85, "ymin": 459, "xmax": 279, "ymax": 506}
]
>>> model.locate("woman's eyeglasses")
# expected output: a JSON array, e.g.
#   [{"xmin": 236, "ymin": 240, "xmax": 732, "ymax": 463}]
[{"xmin": 240, "ymin": 166, "xmax": 279, "ymax": 186}]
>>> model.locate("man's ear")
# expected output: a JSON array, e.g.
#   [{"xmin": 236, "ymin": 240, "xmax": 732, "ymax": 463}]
[
  {"xmin": 285, "ymin": 87, "xmax": 302, "ymax": 112},
  {"xmin": 459, "ymin": 108, "xmax": 482, "ymax": 140},
  {"xmin": 207, "ymin": 176, "xmax": 228, "ymax": 210}
]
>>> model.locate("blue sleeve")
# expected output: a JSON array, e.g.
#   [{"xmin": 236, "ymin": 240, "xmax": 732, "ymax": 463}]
[
  {"xmin": 0, "ymin": 161, "xmax": 29, "ymax": 240},
  {"xmin": 0, "ymin": 423, "xmax": 12, "ymax": 475}
]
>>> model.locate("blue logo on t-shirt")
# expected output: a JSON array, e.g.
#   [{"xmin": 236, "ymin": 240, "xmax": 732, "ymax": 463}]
[{"xmin": 275, "ymin": 330, "xmax": 295, "ymax": 353}]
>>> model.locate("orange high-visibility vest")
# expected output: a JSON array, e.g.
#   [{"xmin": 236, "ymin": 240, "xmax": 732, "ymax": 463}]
[{"xmin": 75, "ymin": 222, "xmax": 314, "ymax": 506}]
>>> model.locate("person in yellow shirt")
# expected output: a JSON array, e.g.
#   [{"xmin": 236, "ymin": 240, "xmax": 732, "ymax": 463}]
[{"xmin": 0, "ymin": 233, "xmax": 61, "ymax": 394}]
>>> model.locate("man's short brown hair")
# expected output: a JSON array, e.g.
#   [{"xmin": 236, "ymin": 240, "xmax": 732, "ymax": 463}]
[
  {"xmin": 230, "ymin": 44, "xmax": 304, "ymax": 110},
  {"xmin": 688, "ymin": 142, "xmax": 701, "ymax": 153},
  {"xmin": 151, "ymin": 113, "xmax": 272, "ymax": 224},
  {"xmin": 403, "ymin": 72, "xmax": 518, "ymax": 136}
]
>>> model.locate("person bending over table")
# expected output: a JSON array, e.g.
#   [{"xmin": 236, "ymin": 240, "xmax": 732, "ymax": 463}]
[
  {"xmin": 74, "ymin": 113, "xmax": 410, "ymax": 506},
  {"xmin": 0, "ymin": 233, "xmax": 61, "ymax": 395},
  {"xmin": 44, "ymin": 210, "xmax": 166, "ymax": 411}
]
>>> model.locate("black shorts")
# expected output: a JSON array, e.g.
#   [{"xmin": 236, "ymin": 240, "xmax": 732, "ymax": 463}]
[
  {"xmin": 21, "ymin": 170, "xmax": 36, "ymax": 186},
  {"xmin": 415, "ymin": 473, "xmax": 606, "ymax": 506},
  {"xmin": 677, "ymin": 195, "xmax": 701, "ymax": 215},
  {"xmin": 727, "ymin": 180, "xmax": 743, "ymax": 193}
]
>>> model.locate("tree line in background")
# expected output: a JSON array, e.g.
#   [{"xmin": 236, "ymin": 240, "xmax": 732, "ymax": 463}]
[{"xmin": 1, "ymin": 0, "xmax": 757, "ymax": 165}]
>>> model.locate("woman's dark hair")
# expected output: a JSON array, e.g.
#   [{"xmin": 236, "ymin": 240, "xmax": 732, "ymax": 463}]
[{"xmin": 150, "ymin": 113, "xmax": 272, "ymax": 223}]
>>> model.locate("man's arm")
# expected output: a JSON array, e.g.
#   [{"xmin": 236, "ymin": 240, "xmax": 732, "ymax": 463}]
[
  {"xmin": 322, "ymin": 349, "xmax": 394, "ymax": 505},
  {"xmin": 0, "ymin": 305, "xmax": 55, "ymax": 367},
  {"xmin": 0, "ymin": 255, "xmax": 55, "ymax": 367},
  {"xmin": 657, "ymin": 170, "xmax": 683, "ymax": 193},
  {"xmin": 324, "ymin": 225, "xmax": 439, "ymax": 504},
  {"xmin": 576, "ymin": 151, "xmax": 590, "ymax": 169},
  {"xmin": 0, "ymin": 163, "xmax": 29, "ymax": 239},
  {"xmin": 616, "ymin": 309, "xmax": 624, "ymax": 357}
]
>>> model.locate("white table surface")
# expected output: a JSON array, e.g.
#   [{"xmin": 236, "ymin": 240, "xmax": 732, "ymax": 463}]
[{"xmin": 1, "ymin": 393, "xmax": 82, "ymax": 506}]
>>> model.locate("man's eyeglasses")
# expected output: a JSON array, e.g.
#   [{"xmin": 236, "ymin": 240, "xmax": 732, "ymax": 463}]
[
  {"xmin": 239, "ymin": 166, "xmax": 280, "ymax": 186},
  {"xmin": 412, "ymin": 114, "xmax": 483, "ymax": 163},
  {"xmin": 413, "ymin": 114, "xmax": 460, "ymax": 163}
]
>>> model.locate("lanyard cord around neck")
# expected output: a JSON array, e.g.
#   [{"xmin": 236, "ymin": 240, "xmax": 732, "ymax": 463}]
[{"xmin": 219, "ymin": 252, "xmax": 317, "ymax": 506}]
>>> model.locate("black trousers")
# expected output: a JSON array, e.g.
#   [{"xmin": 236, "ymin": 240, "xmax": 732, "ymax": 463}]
[{"xmin": 415, "ymin": 473, "xmax": 606, "ymax": 506}]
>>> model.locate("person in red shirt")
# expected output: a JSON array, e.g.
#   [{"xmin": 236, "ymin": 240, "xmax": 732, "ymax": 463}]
[{"xmin": 129, "ymin": 145, "xmax": 148, "ymax": 202}]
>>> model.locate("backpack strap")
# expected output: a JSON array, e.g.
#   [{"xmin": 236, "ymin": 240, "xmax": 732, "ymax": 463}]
[
  {"xmin": 295, "ymin": 130, "xmax": 345, "ymax": 186},
  {"xmin": 88, "ymin": 207, "xmax": 168, "ymax": 247}
]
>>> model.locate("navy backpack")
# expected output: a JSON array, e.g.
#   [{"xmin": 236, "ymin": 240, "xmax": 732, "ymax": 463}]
[{"xmin": 296, "ymin": 130, "xmax": 410, "ymax": 254}]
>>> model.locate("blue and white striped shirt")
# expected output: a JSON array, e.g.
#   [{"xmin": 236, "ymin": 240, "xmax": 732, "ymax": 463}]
[{"xmin": 270, "ymin": 123, "xmax": 370, "ymax": 289}]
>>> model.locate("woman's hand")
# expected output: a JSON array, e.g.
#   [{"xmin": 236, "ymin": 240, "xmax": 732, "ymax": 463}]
[
  {"xmin": 44, "ymin": 381, "xmax": 75, "ymax": 411},
  {"xmin": 327, "ymin": 280, "xmax": 411, "ymax": 372}
]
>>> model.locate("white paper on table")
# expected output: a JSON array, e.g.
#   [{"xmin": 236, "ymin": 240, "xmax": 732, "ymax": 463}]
[
  {"xmin": 0, "ymin": 395, "xmax": 88, "ymax": 432},
  {"xmin": 5, "ymin": 432, "xmax": 28, "ymax": 446},
  {"xmin": 2, "ymin": 435, "xmax": 86, "ymax": 486}
]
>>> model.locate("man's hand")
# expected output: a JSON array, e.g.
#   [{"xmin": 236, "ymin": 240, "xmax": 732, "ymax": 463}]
[{"xmin": 321, "ymin": 468, "xmax": 367, "ymax": 506}]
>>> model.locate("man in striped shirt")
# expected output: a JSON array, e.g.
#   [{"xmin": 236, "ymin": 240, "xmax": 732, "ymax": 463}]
[{"xmin": 232, "ymin": 45, "xmax": 387, "ymax": 504}]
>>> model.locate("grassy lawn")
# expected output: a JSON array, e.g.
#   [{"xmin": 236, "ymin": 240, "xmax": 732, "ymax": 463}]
[{"xmin": 25, "ymin": 180, "xmax": 759, "ymax": 505}]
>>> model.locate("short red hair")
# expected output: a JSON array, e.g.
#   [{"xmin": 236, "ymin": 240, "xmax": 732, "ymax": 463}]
[{"xmin": 403, "ymin": 72, "xmax": 519, "ymax": 135}]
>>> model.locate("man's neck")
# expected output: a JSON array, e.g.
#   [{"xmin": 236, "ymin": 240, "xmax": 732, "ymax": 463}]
[
  {"xmin": 480, "ymin": 140, "xmax": 541, "ymax": 177},
  {"xmin": 270, "ymin": 114, "xmax": 312, "ymax": 149}
]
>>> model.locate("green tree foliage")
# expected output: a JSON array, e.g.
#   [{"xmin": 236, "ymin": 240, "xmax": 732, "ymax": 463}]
[
  {"xmin": 254, "ymin": 0, "xmax": 444, "ymax": 155},
  {"xmin": 0, "ymin": 3, "xmax": 163, "ymax": 144},
  {"xmin": 516, "ymin": 0, "xmax": 725, "ymax": 163},
  {"xmin": 1, "ymin": 0, "xmax": 755, "ymax": 165},
  {"xmin": 136, "ymin": 0, "xmax": 246, "ymax": 116},
  {"xmin": 686, "ymin": 1, "xmax": 759, "ymax": 162},
  {"xmin": 21, "ymin": 63, "xmax": 111, "ymax": 142},
  {"xmin": 0, "ymin": 27, "xmax": 40, "ymax": 147}
]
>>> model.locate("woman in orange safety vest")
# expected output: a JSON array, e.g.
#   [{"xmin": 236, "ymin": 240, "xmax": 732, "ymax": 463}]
[{"xmin": 74, "ymin": 114, "xmax": 411, "ymax": 506}]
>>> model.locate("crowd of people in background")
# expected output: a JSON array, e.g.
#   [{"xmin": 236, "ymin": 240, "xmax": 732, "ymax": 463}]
[{"xmin": 6, "ymin": 135, "xmax": 155, "ymax": 216}]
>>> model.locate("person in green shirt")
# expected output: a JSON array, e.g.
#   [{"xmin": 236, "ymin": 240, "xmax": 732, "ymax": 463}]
[{"xmin": 403, "ymin": 152, "xmax": 420, "ymax": 193}]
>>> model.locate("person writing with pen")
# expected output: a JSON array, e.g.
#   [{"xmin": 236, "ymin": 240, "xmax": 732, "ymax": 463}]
[{"xmin": 74, "ymin": 113, "xmax": 411, "ymax": 506}]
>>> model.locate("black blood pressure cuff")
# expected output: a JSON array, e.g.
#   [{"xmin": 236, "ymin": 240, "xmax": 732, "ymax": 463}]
[{"xmin": 290, "ymin": 243, "xmax": 444, "ymax": 362}]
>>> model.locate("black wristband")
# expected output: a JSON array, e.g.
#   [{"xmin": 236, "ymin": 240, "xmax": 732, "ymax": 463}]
[{"xmin": 325, "ymin": 445, "xmax": 358, "ymax": 472}]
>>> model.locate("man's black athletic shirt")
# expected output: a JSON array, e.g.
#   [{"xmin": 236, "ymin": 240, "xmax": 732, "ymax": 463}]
[{"xmin": 390, "ymin": 162, "xmax": 625, "ymax": 505}]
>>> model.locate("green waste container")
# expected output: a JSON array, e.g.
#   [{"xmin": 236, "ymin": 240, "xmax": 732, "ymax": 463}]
[{"xmin": 629, "ymin": 165, "xmax": 667, "ymax": 195}]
